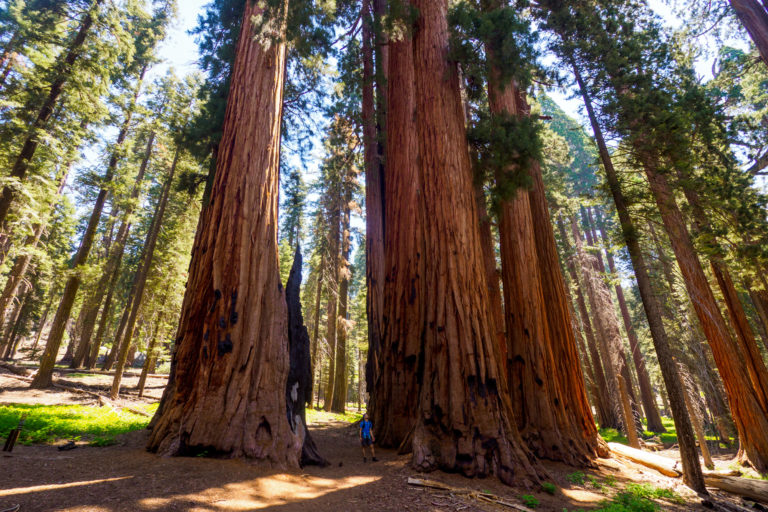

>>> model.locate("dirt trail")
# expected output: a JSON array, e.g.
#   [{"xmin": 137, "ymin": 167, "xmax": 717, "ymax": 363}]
[{"xmin": 0, "ymin": 368, "xmax": 745, "ymax": 511}]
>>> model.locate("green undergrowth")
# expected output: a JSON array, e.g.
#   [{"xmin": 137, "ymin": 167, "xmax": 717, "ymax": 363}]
[
  {"xmin": 0, "ymin": 403, "xmax": 157, "ymax": 446},
  {"xmin": 600, "ymin": 417, "xmax": 720, "ymax": 446},
  {"xmin": 305, "ymin": 408, "xmax": 363, "ymax": 424},
  {"xmin": 590, "ymin": 483, "xmax": 684, "ymax": 511}
]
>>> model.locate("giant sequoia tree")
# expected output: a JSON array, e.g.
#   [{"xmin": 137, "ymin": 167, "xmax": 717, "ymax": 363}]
[
  {"xmin": 147, "ymin": 0, "xmax": 302, "ymax": 463},
  {"xmin": 397, "ymin": 0, "xmax": 540, "ymax": 484}
]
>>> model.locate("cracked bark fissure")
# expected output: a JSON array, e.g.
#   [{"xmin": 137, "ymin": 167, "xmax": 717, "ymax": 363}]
[
  {"xmin": 147, "ymin": 0, "xmax": 301, "ymax": 464},
  {"xmin": 406, "ymin": 0, "xmax": 540, "ymax": 484}
]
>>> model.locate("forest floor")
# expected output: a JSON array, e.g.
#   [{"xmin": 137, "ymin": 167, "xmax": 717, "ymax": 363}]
[{"xmin": 0, "ymin": 366, "xmax": 755, "ymax": 512}]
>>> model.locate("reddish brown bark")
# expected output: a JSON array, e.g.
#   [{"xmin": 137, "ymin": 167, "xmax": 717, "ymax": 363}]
[
  {"xmin": 370, "ymin": 27, "xmax": 424, "ymax": 450},
  {"xmin": 487, "ymin": 64, "xmax": 601, "ymax": 462},
  {"xmin": 407, "ymin": 0, "xmax": 540, "ymax": 484},
  {"xmin": 571, "ymin": 217, "xmax": 637, "ymax": 445},
  {"xmin": 729, "ymin": 0, "xmax": 768, "ymax": 67},
  {"xmin": 643, "ymin": 162, "xmax": 768, "ymax": 471},
  {"xmin": 330, "ymin": 198, "xmax": 351, "ymax": 413},
  {"xmin": 558, "ymin": 218, "xmax": 614, "ymax": 429},
  {"xmin": 595, "ymin": 210, "xmax": 665, "ymax": 433},
  {"xmin": 321, "ymin": 190, "xmax": 340, "ymax": 412},
  {"xmin": 524, "ymin": 136, "xmax": 603, "ymax": 459},
  {"xmin": 146, "ymin": 1, "xmax": 301, "ymax": 464},
  {"xmin": 476, "ymin": 191, "xmax": 506, "ymax": 364},
  {"xmin": 363, "ymin": 0, "xmax": 385, "ymax": 394}
]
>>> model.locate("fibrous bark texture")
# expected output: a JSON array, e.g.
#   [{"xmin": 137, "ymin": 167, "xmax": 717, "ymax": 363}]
[
  {"xmin": 370, "ymin": 27, "xmax": 424, "ymax": 450},
  {"xmin": 362, "ymin": 0, "xmax": 384, "ymax": 395},
  {"xmin": 407, "ymin": 0, "xmax": 540, "ymax": 484},
  {"xmin": 643, "ymin": 162, "xmax": 768, "ymax": 471},
  {"xmin": 146, "ymin": 1, "xmax": 301, "ymax": 465},
  {"xmin": 488, "ymin": 65, "xmax": 601, "ymax": 464}
]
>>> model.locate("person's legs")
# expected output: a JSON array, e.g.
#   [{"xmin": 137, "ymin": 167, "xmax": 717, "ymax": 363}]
[{"xmin": 370, "ymin": 444, "xmax": 377, "ymax": 461}]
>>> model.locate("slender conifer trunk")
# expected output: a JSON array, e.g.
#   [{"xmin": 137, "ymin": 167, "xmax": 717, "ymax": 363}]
[
  {"xmin": 0, "ymin": 0, "xmax": 103, "ymax": 225},
  {"xmin": 573, "ymin": 64, "xmax": 705, "ymax": 489},
  {"xmin": 31, "ymin": 70, "xmax": 146, "ymax": 388}
]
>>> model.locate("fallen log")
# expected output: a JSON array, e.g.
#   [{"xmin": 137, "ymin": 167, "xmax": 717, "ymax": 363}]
[
  {"xmin": 0, "ymin": 361, "xmax": 30, "ymax": 376},
  {"xmin": 407, "ymin": 477, "xmax": 533, "ymax": 511},
  {"xmin": 608, "ymin": 442, "xmax": 682, "ymax": 477},
  {"xmin": 703, "ymin": 474, "xmax": 768, "ymax": 504}
]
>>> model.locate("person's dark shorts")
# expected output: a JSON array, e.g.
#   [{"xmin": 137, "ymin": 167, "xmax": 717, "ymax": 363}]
[{"xmin": 361, "ymin": 437, "xmax": 373, "ymax": 447}]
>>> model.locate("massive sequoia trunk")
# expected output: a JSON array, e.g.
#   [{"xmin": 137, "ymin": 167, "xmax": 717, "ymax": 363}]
[
  {"xmin": 362, "ymin": 0, "xmax": 385, "ymax": 395},
  {"xmin": 521, "ymin": 103, "xmax": 603, "ymax": 459},
  {"xmin": 370, "ymin": 26, "xmax": 424, "ymax": 450},
  {"xmin": 487, "ymin": 68, "xmax": 600, "ymax": 463},
  {"xmin": 406, "ymin": 0, "xmax": 540, "ymax": 484},
  {"xmin": 146, "ymin": 1, "xmax": 302, "ymax": 464},
  {"xmin": 643, "ymin": 159, "xmax": 768, "ymax": 471}
]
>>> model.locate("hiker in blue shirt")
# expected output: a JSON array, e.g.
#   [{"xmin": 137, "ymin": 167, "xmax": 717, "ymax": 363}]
[{"xmin": 359, "ymin": 413, "xmax": 377, "ymax": 462}]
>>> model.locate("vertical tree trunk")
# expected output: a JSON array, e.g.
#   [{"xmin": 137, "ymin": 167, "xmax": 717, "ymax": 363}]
[
  {"xmin": 558, "ymin": 218, "xmax": 614, "ymax": 428},
  {"xmin": 572, "ymin": 217, "xmax": 637, "ymax": 446},
  {"xmin": 309, "ymin": 256, "xmax": 324, "ymax": 397},
  {"xmin": 596, "ymin": 210, "xmax": 665, "ymax": 433},
  {"xmin": 1, "ymin": 284, "xmax": 29, "ymax": 359},
  {"xmin": 0, "ymin": 0, "xmax": 103, "ymax": 225},
  {"xmin": 31, "ymin": 289, "xmax": 55, "ymax": 353},
  {"xmin": 330, "ymin": 200, "xmax": 351, "ymax": 412},
  {"xmin": 147, "ymin": 1, "xmax": 301, "ymax": 464},
  {"xmin": 370, "ymin": 23, "xmax": 424, "ymax": 450},
  {"xmin": 406, "ymin": 0, "xmax": 540, "ymax": 483},
  {"xmin": 486, "ymin": 56, "xmax": 601, "ymax": 463},
  {"xmin": 285, "ymin": 247, "xmax": 328, "ymax": 466},
  {"xmin": 138, "ymin": 312, "xmax": 163, "ymax": 398},
  {"xmin": 110, "ymin": 150, "xmax": 178, "ymax": 398},
  {"xmin": 729, "ymin": 0, "xmax": 768, "ymax": 67},
  {"xmin": 322, "ymin": 187, "xmax": 341, "ymax": 412},
  {"xmin": 362, "ymin": 0, "xmax": 385, "ymax": 395},
  {"xmin": 573, "ymin": 63, "xmax": 705, "ymax": 490},
  {"xmin": 643, "ymin": 160, "xmax": 768, "ymax": 471},
  {"xmin": 88, "ymin": 251, "xmax": 125, "ymax": 369},
  {"xmin": 31, "ymin": 70, "xmax": 146, "ymax": 389},
  {"xmin": 681, "ymin": 369, "xmax": 715, "ymax": 469},
  {"xmin": 475, "ymin": 188, "xmax": 507, "ymax": 360},
  {"xmin": 73, "ymin": 132, "xmax": 156, "ymax": 369},
  {"xmin": 0, "ymin": 165, "xmax": 70, "ymax": 326}
]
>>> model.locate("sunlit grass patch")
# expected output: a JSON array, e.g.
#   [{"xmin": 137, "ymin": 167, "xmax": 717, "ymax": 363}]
[
  {"xmin": 305, "ymin": 408, "xmax": 363, "ymax": 424},
  {"xmin": 599, "ymin": 427, "xmax": 628, "ymax": 445},
  {"xmin": 0, "ymin": 403, "xmax": 153, "ymax": 446},
  {"xmin": 591, "ymin": 483, "xmax": 684, "ymax": 511}
]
